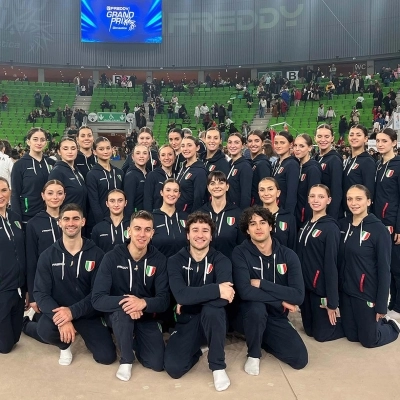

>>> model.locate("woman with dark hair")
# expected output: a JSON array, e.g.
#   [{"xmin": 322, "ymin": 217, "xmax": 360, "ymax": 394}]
[
  {"xmin": 247, "ymin": 130, "xmax": 271, "ymax": 205},
  {"xmin": 11, "ymin": 128, "xmax": 55, "ymax": 224},
  {"xmin": 258, "ymin": 177, "xmax": 297, "ymax": 250},
  {"xmin": 75, "ymin": 126, "xmax": 96, "ymax": 179},
  {"xmin": 297, "ymin": 184, "xmax": 344, "ymax": 342},
  {"xmin": 338, "ymin": 185, "xmax": 399, "ymax": 347},
  {"xmin": 374, "ymin": 128, "xmax": 400, "ymax": 318},
  {"xmin": 143, "ymin": 145, "xmax": 175, "ymax": 212},
  {"xmin": 91, "ymin": 189, "xmax": 130, "ymax": 253},
  {"xmin": 342, "ymin": 124, "xmax": 376, "ymax": 215},
  {"xmin": 176, "ymin": 136, "xmax": 208, "ymax": 213},
  {"xmin": 202, "ymin": 128, "xmax": 230, "ymax": 176},
  {"xmin": 293, "ymin": 134, "xmax": 322, "ymax": 228},
  {"xmin": 226, "ymin": 132, "xmax": 253, "ymax": 209},
  {"xmin": 86, "ymin": 137, "xmax": 124, "ymax": 225},
  {"xmin": 152, "ymin": 179, "xmax": 187, "ymax": 257},
  {"xmin": 48, "ymin": 137, "xmax": 87, "ymax": 214},
  {"xmin": 199, "ymin": 171, "xmax": 243, "ymax": 260},
  {"xmin": 272, "ymin": 131, "xmax": 300, "ymax": 214},
  {"xmin": 314, "ymin": 124, "xmax": 343, "ymax": 219},
  {"xmin": 168, "ymin": 128, "xmax": 185, "ymax": 175},
  {"xmin": 26, "ymin": 180, "xmax": 65, "ymax": 315},
  {"xmin": 0, "ymin": 177, "xmax": 26, "ymax": 353}
]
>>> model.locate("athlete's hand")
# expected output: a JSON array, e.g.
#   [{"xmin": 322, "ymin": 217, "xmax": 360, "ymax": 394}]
[
  {"xmin": 52, "ymin": 307, "xmax": 73, "ymax": 327},
  {"xmin": 376, "ymin": 313, "xmax": 385, "ymax": 322},
  {"xmin": 327, "ymin": 308, "xmax": 337, "ymax": 325},
  {"xmin": 394, "ymin": 233, "xmax": 400, "ymax": 245},
  {"xmin": 282, "ymin": 301, "xmax": 297, "ymax": 312},
  {"xmin": 24, "ymin": 293, "xmax": 30, "ymax": 311},
  {"xmin": 175, "ymin": 304, "xmax": 182, "ymax": 315},
  {"xmin": 219, "ymin": 282, "xmax": 235, "ymax": 303},
  {"xmin": 58, "ymin": 322, "xmax": 76, "ymax": 343},
  {"xmin": 250, "ymin": 279, "xmax": 261, "ymax": 288},
  {"xmin": 30, "ymin": 302, "xmax": 41, "ymax": 314},
  {"xmin": 129, "ymin": 311, "xmax": 143, "ymax": 320},
  {"xmin": 119, "ymin": 295, "xmax": 147, "ymax": 314}
]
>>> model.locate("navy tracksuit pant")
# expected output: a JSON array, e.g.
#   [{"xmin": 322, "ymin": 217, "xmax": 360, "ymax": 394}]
[
  {"xmin": 340, "ymin": 292, "xmax": 399, "ymax": 348},
  {"xmin": 164, "ymin": 305, "xmax": 227, "ymax": 379},
  {"xmin": 0, "ymin": 290, "xmax": 24, "ymax": 354},
  {"xmin": 239, "ymin": 301, "xmax": 308, "ymax": 370},
  {"xmin": 389, "ymin": 244, "xmax": 400, "ymax": 313},
  {"xmin": 105, "ymin": 310, "xmax": 165, "ymax": 371},
  {"xmin": 32, "ymin": 314, "xmax": 116, "ymax": 365},
  {"xmin": 301, "ymin": 290, "xmax": 345, "ymax": 342}
]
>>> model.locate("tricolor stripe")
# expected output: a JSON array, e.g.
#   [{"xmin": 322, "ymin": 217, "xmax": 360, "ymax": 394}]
[
  {"xmin": 85, "ymin": 261, "xmax": 95, "ymax": 272},
  {"xmin": 277, "ymin": 263, "xmax": 287, "ymax": 275}
]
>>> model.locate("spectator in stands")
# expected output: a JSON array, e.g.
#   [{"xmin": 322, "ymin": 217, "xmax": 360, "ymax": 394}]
[
  {"xmin": 317, "ymin": 104, "xmax": 325, "ymax": 122},
  {"xmin": 280, "ymin": 99, "xmax": 288, "ymax": 117},
  {"xmin": 0, "ymin": 140, "xmax": 13, "ymax": 185},
  {"xmin": 63, "ymin": 105, "xmax": 73, "ymax": 127},
  {"xmin": 73, "ymin": 75, "xmax": 80, "ymax": 95},
  {"xmin": 259, "ymin": 97, "xmax": 267, "ymax": 118},
  {"xmin": 203, "ymin": 112, "xmax": 211, "ymax": 131},
  {"xmin": 56, "ymin": 107, "xmax": 63, "ymax": 123},
  {"xmin": 100, "ymin": 99, "xmax": 112, "ymax": 112},
  {"xmin": 137, "ymin": 112, "xmax": 147, "ymax": 129},
  {"xmin": 293, "ymin": 89, "xmax": 301, "ymax": 107},
  {"xmin": 227, "ymin": 101, "xmax": 233, "ymax": 118},
  {"xmin": 178, "ymin": 104, "xmax": 187, "ymax": 120},
  {"xmin": 325, "ymin": 106, "xmax": 336, "ymax": 123},
  {"xmin": 167, "ymin": 103, "xmax": 174, "ymax": 120},
  {"xmin": 174, "ymin": 103, "xmax": 180, "ymax": 120},
  {"xmin": 373, "ymin": 87, "xmax": 383, "ymax": 107},
  {"xmin": 218, "ymin": 104, "xmax": 226, "ymax": 124},
  {"xmin": 87, "ymin": 76, "xmax": 94, "ymax": 96},
  {"xmin": 325, "ymin": 81, "xmax": 335, "ymax": 100},
  {"xmin": 356, "ymin": 94, "xmax": 365, "ymax": 109},
  {"xmin": 149, "ymin": 101, "xmax": 155, "ymax": 122},
  {"xmin": 171, "ymin": 94, "xmax": 178, "ymax": 105},
  {"xmin": 34, "ymin": 90, "xmax": 42, "ymax": 108},
  {"xmin": 338, "ymin": 115, "xmax": 349, "ymax": 145},
  {"xmin": 199, "ymin": 103, "xmax": 209, "ymax": 120},
  {"xmin": 194, "ymin": 104, "xmax": 200, "ymax": 124},
  {"xmin": 0, "ymin": 93, "xmax": 9, "ymax": 111},
  {"xmin": 80, "ymin": 85, "xmax": 86, "ymax": 96},
  {"xmin": 350, "ymin": 107, "xmax": 360, "ymax": 126},
  {"xmin": 27, "ymin": 112, "xmax": 36, "ymax": 123},
  {"xmin": 123, "ymin": 101, "xmax": 130, "ymax": 115},
  {"xmin": 67, "ymin": 125, "xmax": 78, "ymax": 138}
]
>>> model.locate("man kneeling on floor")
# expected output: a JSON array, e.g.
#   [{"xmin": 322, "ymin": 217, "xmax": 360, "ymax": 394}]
[
  {"xmin": 232, "ymin": 206, "xmax": 308, "ymax": 375},
  {"xmin": 92, "ymin": 210, "xmax": 169, "ymax": 381},
  {"xmin": 164, "ymin": 211, "xmax": 235, "ymax": 392},
  {"xmin": 24, "ymin": 203, "xmax": 116, "ymax": 366}
]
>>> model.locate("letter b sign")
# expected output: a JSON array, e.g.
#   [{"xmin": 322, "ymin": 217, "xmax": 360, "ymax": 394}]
[{"xmin": 287, "ymin": 71, "xmax": 298, "ymax": 81}]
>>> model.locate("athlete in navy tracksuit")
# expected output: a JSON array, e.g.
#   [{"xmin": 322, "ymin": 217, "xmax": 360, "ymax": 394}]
[
  {"xmin": 0, "ymin": 202, "xmax": 26, "ymax": 353},
  {"xmin": 48, "ymin": 161, "xmax": 87, "ymax": 215},
  {"xmin": 143, "ymin": 168, "xmax": 173, "ymax": 212},
  {"xmin": 315, "ymin": 150, "xmax": 343, "ymax": 219},
  {"xmin": 91, "ymin": 217, "xmax": 130, "ymax": 254},
  {"xmin": 164, "ymin": 244, "xmax": 233, "ymax": 389},
  {"xmin": 122, "ymin": 149, "xmax": 159, "ymax": 173},
  {"xmin": 124, "ymin": 164, "xmax": 148, "ymax": 216},
  {"xmin": 86, "ymin": 163, "xmax": 124, "ymax": 225},
  {"xmin": 251, "ymin": 154, "xmax": 271, "ymax": 205},
  {"xmin": 297, "ymin": 215, "xmax": 344, "ymax": 341},
  {"xmin": 272, "ymin": 156, "xmax": 300, "ymax": 214},
  {"xmin": 92, "ymin": 235, "xmax": 169, "ymax": 379},
  {"xmin": 342, "ymin": 151, "xmax": 376, "ymax": 214},
  {"xmin": 374, "ymin": 154, "xmax": 400, "ymax": 314},
  {"xmin": 296, "ymin": 160, "xmax": 322, "ymax": 228},
  {"xmin": 26, "ymin": 210, "xmax": 61, "ymax": 311},
  {"xmin": 152, "ymin": 209, "xmax": 188, "ymax": 257},
  {"xmin": 338, "ymin": 213, "xmax": 399, "ymax": 347},
  {"xmin": 31, "ymin": 234, "xmax": 116, "ymax": 364},
  {"xmin": 11, "ymin": 153, "xmax": 55, "ymax": 223},
  {"xmin": 75, "ymin": 151, "xmax": 96, "ymax": 179},
  {"xmin": 273, "ymin": 209, "xmax": 297, "ymax": 250},
  {"xmin": 202, "ymin": 149, "xmax": 230, "ymax": 177},
  {"xmin": 176, "ymin": 161, "xmax": 208, "ymax": 213},
  {"xmin": 199, "ymin": 202, "xmax": 243, "ymax": 260},
  {"xmin": 232, "ymin": 207, "xmax": 307, "ymax": 372},
  {"xmin": 227, "ymin": 156, "xmax": 253, "ymax": 210}
]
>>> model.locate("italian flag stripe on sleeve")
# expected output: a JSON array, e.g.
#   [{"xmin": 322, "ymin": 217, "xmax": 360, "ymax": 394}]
[
  {"xmin": 85, "ymin": 261, "xmax": 95, "ymax": 271},
  {"xmin": 145, "ymin": 266, "xmax": 156, "ymax": 277}
]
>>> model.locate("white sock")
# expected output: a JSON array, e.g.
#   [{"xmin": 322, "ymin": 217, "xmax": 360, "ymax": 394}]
[
  {"xmin": 58, "ymin": 347, "xmax": 73, "ymax": 366},
  {"xmin": 116, "ymin": 364, "xmax": 132, "ymax": 381},
  {"xmin": 200, "ymin": 345, "xmax": 209, "ymax": 354},
  {"xmin": 213, "ymin": 369, "xmax": 230, "ymax": 392},
  {"xmin": 244, "ymin": 357, "xmax": 260, "ymax": 376}
]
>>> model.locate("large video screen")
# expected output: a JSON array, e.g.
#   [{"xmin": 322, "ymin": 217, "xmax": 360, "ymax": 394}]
[{"xmin": 81, "ymin": 0, "xmax": 162, "ymax": 43}]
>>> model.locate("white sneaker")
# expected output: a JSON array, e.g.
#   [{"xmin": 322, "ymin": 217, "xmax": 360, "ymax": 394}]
[
  {"xmin": 116, "ymin": 364, "xmax": 132, "ymax": 381},
  {"xmin": 59, "ymin": 347, "xmax": 73, "ymax": 366},
  {"xmin": 384, "ymin": 316, "xmax": 400, "ymax": 333}
]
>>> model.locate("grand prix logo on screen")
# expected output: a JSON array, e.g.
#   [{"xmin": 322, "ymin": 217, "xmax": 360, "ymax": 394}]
[{"xmin": 106, "ymin": 6, "xmax": 136, "ymax": 32}]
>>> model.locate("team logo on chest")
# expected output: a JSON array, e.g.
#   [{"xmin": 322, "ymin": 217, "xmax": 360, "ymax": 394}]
[
  {"xmin": 180, "ymin": 220, "xmax": 187, "ymax": 228},
  {"xmin": 145, "ymin": 265, "xmax": 156, "ymax": 277},
  {"xmin": 124, "ymin": 230, "xmax": 129, "ymax": 238},
  {"xmin": 321, "ymin": 163, "xmax": 327, "ymax": 170},
  {"xmin": 351, "ymin": 163, "xmax": 359, "ymax": 170},
  {"xmin": 277, "ymin": 263, "xmax": 287, "ymax": 274},
  {"xmin": 232, "ymin": 169, "xmax": 238, "ymax": 176},
  {"xmin": 312, "ymin": 229, "xmax": 322, "ymax": 237},
  {"xmin": 300, "ymin": 174, "xmax": 306, "ymax": 181},
  {"xmin": 185, "ymin": 173, "xmax": 192, "ymax": 180},
  {"xmin": 14, "ymin": 221, "xmax": 21, "ymax": 229},
  {"xmin": 85, "ymin": 261, "xmax": 95, "ymax": 272},
  {"xmin": 279, "ymin": 221, "xmax": 287, "ymax": 231},
  {"xmin": 209, "ymin": 165, "xmax": 216, "ymax": 171},
  {"xmin": 117, "ymin": 174, "xmax": 122, "ymax": 181},
  {"xmin": 361, "ymin": 231, "xmax": 370, "ymax": 241},
  {"xmin": 226, "ymin": 217, "xmax": 235, "ymax": 226},
  {"xmin": 386, "ymin": 169, "xmax": 394, "ymax": 178},
  {"xmin": 206, "ymin": 263, "xmax": 213, "ymax": 274},
  {"xmin": 277, "ymin": 167, "xmax": 284, "ymax": 174}
]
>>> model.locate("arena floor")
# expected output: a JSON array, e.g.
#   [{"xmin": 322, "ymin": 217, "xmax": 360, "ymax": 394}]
[{"xmin": 0, "ymin": 312, "xmax": 398, "ymax": 400}]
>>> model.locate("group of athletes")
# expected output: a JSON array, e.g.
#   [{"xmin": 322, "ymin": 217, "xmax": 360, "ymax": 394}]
[{"xmin": 0, "ymin": 123, "xmax": 399, "ymax": 391}]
